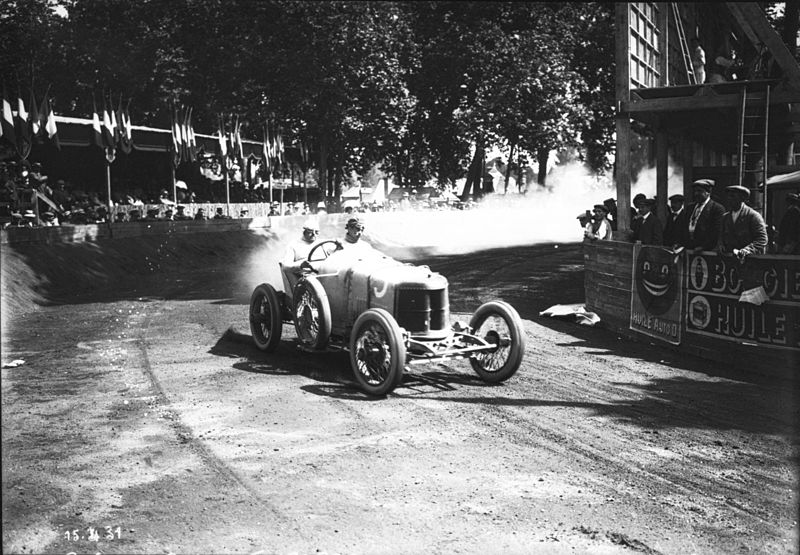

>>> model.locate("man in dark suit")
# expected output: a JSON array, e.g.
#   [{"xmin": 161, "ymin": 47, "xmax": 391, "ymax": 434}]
[
  {"xmin": 663, "ymin": 193, "xmax": 685, "ymax": 248},
  {"xmin": 682, "ymin": 179, "xmax": 725, "ymax": 251},
  {"xmin": 631, "ymin": 198, "xmax": 663, "ymax": 245},
  {"xmin": 718, "ymin": 185, "xmax": 768, "ymax": 261}
]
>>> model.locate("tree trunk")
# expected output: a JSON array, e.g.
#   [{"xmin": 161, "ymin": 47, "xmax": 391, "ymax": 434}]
[
  {"xmin": 504, "ymin": 143, "xmax": 516, "ymax": 194},
  {"xmin": 537, "ymin": 147, "xmax": 549, "ymax": 186},
  {"xmin": 319, "ymin": 132, "xmax": 330, "ymax": 201},
  {"xmin": 517, "ymin": 148, "xmax": 525, "ymax": 192},
  {"xmin": 461, "ymin": 140, "xmax": 484, "ymax": 201}
]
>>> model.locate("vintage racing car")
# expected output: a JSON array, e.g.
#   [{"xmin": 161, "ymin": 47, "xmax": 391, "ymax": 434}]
[{"xmin": 249, "ymin": 239, "xmax": 526, "ymax": 396}]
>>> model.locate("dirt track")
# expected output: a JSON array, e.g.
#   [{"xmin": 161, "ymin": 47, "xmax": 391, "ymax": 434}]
[{"xmin": 2, "ymin": 232, "xmax": 799, "ymax": 554}]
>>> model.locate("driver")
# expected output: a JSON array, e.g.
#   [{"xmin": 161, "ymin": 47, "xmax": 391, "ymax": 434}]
[
  {"xmin": 340, "ymin": 217, "xmax": 382, "ymax": 259},
  {"xmin": 281, "ymin": 218, "xmax": 321, "ymax": 301}
]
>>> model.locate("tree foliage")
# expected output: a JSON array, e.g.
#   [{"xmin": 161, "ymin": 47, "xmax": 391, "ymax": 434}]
[{"xmin": 2, "ymin": 0, "xmax": 618, "ymax": 191}]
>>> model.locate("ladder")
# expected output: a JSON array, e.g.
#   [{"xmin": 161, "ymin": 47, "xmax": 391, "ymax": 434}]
[
  {"xmin": 671, "ymin": 3, "xmax": 695, "ymax": 85},
  {"xmin": 737, "ymin": 85, "xmax": 770, "ymax": 216}
]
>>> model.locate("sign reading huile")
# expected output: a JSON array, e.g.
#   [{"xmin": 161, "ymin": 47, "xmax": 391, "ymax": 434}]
[{"xmin": 685, "ymin": 253, "xmax": 800, "ymax": 350}]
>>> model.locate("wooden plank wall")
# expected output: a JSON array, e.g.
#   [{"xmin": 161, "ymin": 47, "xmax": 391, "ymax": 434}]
[{"xmin": 584, "ymin": 240, "xmax": 798, "ymax": 377}]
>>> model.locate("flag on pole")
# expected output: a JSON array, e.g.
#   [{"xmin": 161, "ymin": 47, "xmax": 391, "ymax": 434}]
[
  {"xmin": 15, "ymin": 92, "xmax": 32, "ymax": 159},
  {"xmin": 234, "ymin": 116, "xmax": 244, "ymax": 161},
  {"xmin": 186, "ymin": 106, "xmax": 196, "ymax": 163},
  {"xmin": 117, "ymin": 96, "xmax": 132, "ymax": 154},
  {"xmin": 29, "ymin": 89, "xmax": 41, "ymax": 138},
  {"xmin": 261, "ymin": 123, "xmax": 272, "ymax": 173},
  {"xmin": 91, "ymin": 95, "xmax": 103, "ymax": 148},
  {"xmin": 101, "ymin": 94, "xmax": 114, "ymax": 147},
  {"xmin": 110, "ymin": 94, "xmax": 119, "ymax": 145},
  {"xmin": 44, "ymin": 96, "xmax": 60, "ymax": 150},
  {"xmin": 216, "ymin": 114, "xmax": 227, "ymax": 158},
  {"xmin": 1, "ymin": 86, "xmax": 16, "ymax": 148}
]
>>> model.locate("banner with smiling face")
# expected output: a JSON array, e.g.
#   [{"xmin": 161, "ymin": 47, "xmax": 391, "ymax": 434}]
[{"xmin": 630, "ymin": 244, "xmax": 683, "ymax": 344}]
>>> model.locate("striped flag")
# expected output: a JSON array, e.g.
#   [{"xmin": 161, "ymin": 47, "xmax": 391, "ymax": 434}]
[
  {"xmin": 170, "ymin": 102, "xmax": 181, "ymax": 167},
  {"xmin": 1, "ymin": 85, "xmax": 15, "ymax": 147},
  {"xmin": 262, "ymin": 124, "xmax": 271, "ymax": 173},
  {"xmin": 91, "ymin": 96, "xmax": 103, "ymax": 148},
  {"xmin": 101, "ymin": 95, "xmax": 114, "ymax": 147},
  {"xmin": 15, "ymin": 93, "xmax": 32, "ymax": 158},
  {"xmin": 44, "ymin": 96, "xmax": 60, "ymax": 150},
  {"xmin": 29, "ymin": 89, "xmax": 41, "ymax": 138},
  {"xmin": 117, "ymin": 96, "xmax": 132, "ymax": 154},
  {"xmin": 217, "ymin": 114, "xmax": 227, "ymax": 158}
]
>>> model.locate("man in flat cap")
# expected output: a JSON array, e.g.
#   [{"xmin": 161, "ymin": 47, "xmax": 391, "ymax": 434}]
[
  {"xmin": 584, "ymin": 204, "xmax": 613, "ymax": 241},
  {"xmin": 683, "ymin": 178, "xmax": 725, "ymax": 252},
  {"xmin": 630, "ymin": 193, "xmax": 647, "ymax": 237},
  {"xmin": 631, "ymin": 197, "xmax": 663, "ymax": 245},
  {"xmin": 663, "ymin": 193, "xmax": 685, "ymax": 248},
  {"xmin": 776, "ymin": 192, "xmax": 800, "ymax": 254},
  {"xmin": 717, "ymin": 185, "xmax": 767, "ymax": 261}
]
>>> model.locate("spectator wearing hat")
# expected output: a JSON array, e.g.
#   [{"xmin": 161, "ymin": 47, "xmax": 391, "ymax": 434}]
[
  {"xmin": 683, "ymin": 178, "xmax": 725, "ymax": 251},
  {"xmin": 776, "ymin": 193, "xmax": 800, "ymax": 254},
  {"xmin": 174, "ymin": 205, "xmax": 191, "ymax": 221},
  {"xmin": 717, "ymin": 185, "xmax": 767, "ymax": 261},
  {"xmin": 631, "ymin": 198, "xmax": 662, "ymax": 245},
  {"xmin": 603, "ymin": 198, "xmax": 619, "ymax": 231},
  {"xmin": 163, "ymin": 207, "xmax": 175, "ymax": 221},
  {"xmin": 663, "ymin": 194, "xmax": 685, "ymax": 248},
  {"xmin": 159, "ymin": 189, "xmax": 175, "ymax": 205},
  {"xmin": 239, "ymin": 208, "xmax": 250, "ymax": 218},
  {"xmin": 114, "ymin": 212, "xmax": 127, "ymax": 223},
  {"xmin": 128, "ymin": 209, "xmax": 142, "ymax": 222},
  {"xmin": 630, "ymin": 193, "xmax": 647, "ymax": 237},
  {"xmin": 22, "ymin": 209, "xmax": 38, "ymax": 227},
  {"xmin": 144, "ymin": 208, "xmax": 161, "ymax": 221},
  {"xmin": 194, "ymin": 207, "xmax": 206, "ymax": 220},
  {"xmin": 584, "ymin": 204, "xmax": 613, "ymax": 241},
  {"xmin": 40, "ymin": 210, "xmax": 58, "ymax": 227},
  {"xmin": 213, "ymin": 207, "xmax": 230, "ymax": 219}
]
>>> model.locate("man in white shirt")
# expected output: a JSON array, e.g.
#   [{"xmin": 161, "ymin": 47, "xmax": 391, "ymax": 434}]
[
  {"xmin": 281, "ymin": 219, "xmax": 321, "ymax": 301},
  {"xmin": 683, "ymin": 179, "xmax": 725, "ymax": 252}
]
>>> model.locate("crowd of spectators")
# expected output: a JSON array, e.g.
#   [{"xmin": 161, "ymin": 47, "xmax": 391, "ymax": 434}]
[{"xmin": 1, "ymin": 159, "xmax": 474, "ymax": 229}]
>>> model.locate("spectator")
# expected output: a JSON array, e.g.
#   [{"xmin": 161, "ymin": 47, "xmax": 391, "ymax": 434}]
[
  {"xmin": 129, "ymin": 209, "xmax": 142, "ymax": 222},
  {"xmin": 776, "ymin": 193, "xmax": 800, "ymax": 254},
  {"xmin": 174, "ymin": 205, "xmax": 192, "ymax": 221},
  {"xmin": 159, "ymin": 189, "xmax": 175, "ymax": 205},
  {"xmin": 682, "ymin": 179, "xmax": 725, "ymax": 252},
  {"xmin": 52, "ymin": 179, "xmax": 70, "ymax": 211},
  {"xmin": 691, "ymin": 38, "xmax": 706, "ymax": 84},
  {"xmin": 577, "ymin": 210, "xmax": 592, "ymax": 230},
  {"xmin": 213, "ymin": 207, "xmax": 229, "ymax": 219},
  {"xmin": 663, "ymin": 194, "xmax": 685, "ymax": 248},
  {"xmin": 630, "ymin": 193, "xmax": 646, "ymax": 236},
  {"xmin": 144, "ymin": 208, "xmax": 160, "ymax": 221},
  {"xmin": 240, "ymin": 208, "xmax": 250, "ymax": 218},
  {"xmin": 194, "ymin": 208, "xmax": 206, "ymax": 220},
  {"xmin": 114, "ymin": 212, "xmax": 127, "ymax": 223},
  {"xmin": 717, "ymin": 185, "xmax": 767, "ymax": 261},
  {"xmin": 631, "ymin": 198, "xmax": 663, "ymax": 245},
  {"xmin": 603, "ymin": 198, "xmax": 619, "ymax": 230},
  {"xmin": 40, "ymin": 210, "xmax": 58, "ymax": 226},
  {"xmin": 22, "ymin": 209, "xmax": 37, "ymax": 227},
  {"xmin": 163, "ymin": 207, "xmax": 174, "ymax": 221},
  {"xmin": 584, "ymin": 204, "xmax": 613, "ymax": 241}
]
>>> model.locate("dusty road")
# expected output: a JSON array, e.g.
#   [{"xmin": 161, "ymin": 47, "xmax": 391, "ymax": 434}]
[{"xmin": 2, "ymin": 241, "xmax": 798, "ymax": 554}]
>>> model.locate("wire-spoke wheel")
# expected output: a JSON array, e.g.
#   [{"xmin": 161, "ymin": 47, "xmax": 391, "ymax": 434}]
[
  {"xmin": 292, "ymin": 277, "xmax": 331, "ymax": 349},
  {"xmin": 469, "ymin": 301, "xmax": 525, "ymax": 383},
  {"xmin": 350, "ymin": 308, "xmax": 406, "ymax": 396},
  {"xmin": 249, "ymin": 283, "xmax": 283, "ymax": 352}
]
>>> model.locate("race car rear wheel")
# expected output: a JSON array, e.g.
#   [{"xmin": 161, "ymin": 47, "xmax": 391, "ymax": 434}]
[
  {"xmin": 469, "ymin": 301, "xmax": 525, "ymax": 383},
  {"xmin": 350, "ymin": 308, "xmax": 406, "ymax": 396},
  {"xmin": 292, "ymin": 277, "xmax": 331, "ymax": 350},
  {"xmin": 250, "ymin": 283, "xmax": 283, "ymax": 352}
]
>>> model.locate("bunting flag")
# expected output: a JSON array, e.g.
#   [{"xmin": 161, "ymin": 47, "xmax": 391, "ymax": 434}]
[
  {"xmin": 91, "ymin": 95, "xmax": 103, "ymax": 148},
  {"xmin": 186, "ymin": 106, "xmax": 197, "ymax": 163},
  {"xmin": 261, "ymin": 123, "xmax": 272, "ymax": 173},
  {"xmin": 29, "ymin": 89, "xmax": 41, "ymax": 139},
  {"xmin": 170, "ymin": 102, "xmax": 181, "ymax": 167},
  {"xmin": 216, "ymin": 114, "xmax": 227, "ymax": 159},
  {"xmin": 44, "ymin": 96, "xmax": 60, "ymax": 150},
  {"xmin": 234, "ymin": 115, "xmax": 244, "ymax": 161},
  {"xmin": 1, "ymin": 85, "xmax": 15, "ymax": 147},
  {"xmin": 110, "ymin": 95, "xmax": 119, "ymax": 144},
  {"xmin": 15, "ymin": 93, "xmax": 32, "ymax": 158},
  {"xmin": 101, "ymin": 94, "xmax": 114, "ymax": 147},
  {"xmin": 275, "ymin": 127, "xmax": 283, "ymax": 165},
  {"xmin": 117, "ymin": 96, "xmax": 132, "ymax": 154}
]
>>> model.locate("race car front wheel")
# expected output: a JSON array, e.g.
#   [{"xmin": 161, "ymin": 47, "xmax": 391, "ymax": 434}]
[
  {"xmin": 469, "ymin": 301, "xmax": 526, "ymax": 383},
  {"xmin": 250, "ymin": 283, "xmax": 283, "ymax": 352},
  {"xmin": 350, "ymin": 308, "xmax": 406, "ymax": 396},
  {"xmin": 292, "ymin": 277, "xmax": 332, "ymax": 350}
]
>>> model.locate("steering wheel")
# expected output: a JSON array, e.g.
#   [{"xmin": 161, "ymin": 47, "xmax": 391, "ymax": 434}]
[{"xmin": 307, "ymin": 239, "xmax": 343, "ymax": 264}]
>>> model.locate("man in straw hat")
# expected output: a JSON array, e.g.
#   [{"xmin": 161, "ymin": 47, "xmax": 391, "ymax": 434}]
[{"xmin": 717, "ymin": 184, "xmax": 767, "ymax": 261}]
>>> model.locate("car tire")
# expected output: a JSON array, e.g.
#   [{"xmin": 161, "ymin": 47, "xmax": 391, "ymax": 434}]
[
  {"xmin": 250, "ymin": 283, "xmax": 283, "ymax": 352},
  {"xmin": 349, "ymin": 308, "xmax": 406, "ymax": 396},
  {"xmin": 468, "ymin": 301, "xmax": 525, "ymax": 383},
  {"xmin": 292, "ymin": 276, "xmax": 332, "ymax": 350}
]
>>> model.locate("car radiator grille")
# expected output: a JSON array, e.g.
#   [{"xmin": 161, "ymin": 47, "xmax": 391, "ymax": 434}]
[{"xmin": 396, "ymin": 287, "xmax": 449, "ymax": 336}]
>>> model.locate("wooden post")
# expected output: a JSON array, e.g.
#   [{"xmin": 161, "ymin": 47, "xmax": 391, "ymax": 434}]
[
  {"xmin": 225, "ymin": 165, "xmax": 230, "ymax": 215},
  {"xmin": 655, "ymin": 125, "xmax": 669, "ymax": 224},
  {"xmin": 171, "ymin": 164, "xmax": 177, "ymax": 206},
  {"xmin": 681, "ymin": 136, "xmax": 694, "ymax": 200},
  {"xmin": 107, "ymin": 160, "xmax": 113, "ymax": 219},
  {"xmin": 615, "ymin": 2, "xmax": 632, "ymax": 234},
  {"xmin": 657, "ymin": 3, "xmax": 669, "ymax": 86}
]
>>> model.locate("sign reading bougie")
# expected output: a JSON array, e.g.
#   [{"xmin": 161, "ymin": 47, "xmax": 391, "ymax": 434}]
[{"xmin": 686, "ymin": 253, "xmax": 800, "ymax": 350}]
